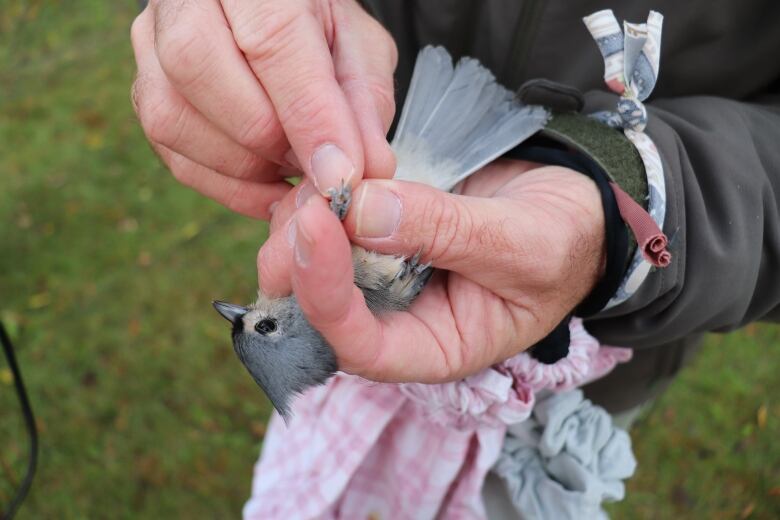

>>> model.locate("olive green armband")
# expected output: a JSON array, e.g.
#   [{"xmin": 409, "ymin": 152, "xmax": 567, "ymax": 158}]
[{"xmin": 540, "ymin": 111, "xmax": 648, "ymax": 209}]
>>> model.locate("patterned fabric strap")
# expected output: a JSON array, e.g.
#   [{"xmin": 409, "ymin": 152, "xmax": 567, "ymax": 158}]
[
  {"xmin": 583, "ymin": 9, "xmax": 671, "ymax": 310},
  {"xmin": 585, "ymin": 9, "xmax": 662, "ymax": 131}
]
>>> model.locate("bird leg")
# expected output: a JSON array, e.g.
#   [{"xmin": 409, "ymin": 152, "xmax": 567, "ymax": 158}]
[
  {"xmin": 394, "ymin": 247, "xmax": 432, "ymax": 281},
  {"xmin": 327, "ymin": 179, "xmax": 352, "ymax": 221},
  {"xmin": 408, "ymin": 249, "xmax": 432, "ymax": 275}
]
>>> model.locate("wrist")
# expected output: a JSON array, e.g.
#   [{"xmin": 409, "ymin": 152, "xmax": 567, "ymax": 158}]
[
  {"xmin": 506, "ymin": 144, "xmax": 626, "ymax": 316},
  {"xmin": 558, "ymin": 170, "xmax": 607, "ymax": 304},
  {"xmin": 575, "ymin": 177, "xmax": 608, "ymax": 293}
]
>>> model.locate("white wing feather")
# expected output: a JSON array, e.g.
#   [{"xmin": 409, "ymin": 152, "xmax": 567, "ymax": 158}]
[{"xmin": 391, "ymin": 46, "xmax": 549, "ymax": 191}]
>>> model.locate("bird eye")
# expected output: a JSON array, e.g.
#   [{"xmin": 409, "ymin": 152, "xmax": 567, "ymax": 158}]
[{"xmin": 255, "ymin": 318, "xmax": 278, "ymax": 335}]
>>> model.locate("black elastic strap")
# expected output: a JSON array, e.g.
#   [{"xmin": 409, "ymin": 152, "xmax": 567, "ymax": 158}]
[
  {"xmin": 527, "ymin": 315, "xmax": 573, "ymax": 364},
  {"xmin": 1, "ymin": 322, "xmax": 38, "ymax": 520},
  {"xmin": 505, "ymin": 142, "xmax": 629, "ymax": 363}
]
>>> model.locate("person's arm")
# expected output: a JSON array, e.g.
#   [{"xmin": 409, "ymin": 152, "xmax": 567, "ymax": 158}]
[{"xmin": 582, "ymin": 92, "xmax": 780, "ymax": 347}]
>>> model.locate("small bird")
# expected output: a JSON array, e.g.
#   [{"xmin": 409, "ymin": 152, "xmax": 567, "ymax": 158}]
[{"xmin": 214, "ymin": 46, "xmax": 549, "ymax": 419}]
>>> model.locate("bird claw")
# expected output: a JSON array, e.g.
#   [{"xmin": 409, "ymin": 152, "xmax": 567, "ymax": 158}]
[
  {"xmin": 409, "ymin": 249, "xmax": 432, "ymax": 274},
  {"xmin": 395, "ymin": 247, "xmax": 431, "ymax": 281},
  {"xmin": 327, "ymin": 180, "xmax": 352, "ymax": 221}
]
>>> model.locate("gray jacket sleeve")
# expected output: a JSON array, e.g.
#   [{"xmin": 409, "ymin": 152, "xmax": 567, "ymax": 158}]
[{"xmin": 584, "ymin": 92, "xmax": 780, "ymax": 348}]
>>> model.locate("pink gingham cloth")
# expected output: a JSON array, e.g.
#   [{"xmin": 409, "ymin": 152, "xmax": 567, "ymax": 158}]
[{"xmin": 244, "ymin": 318, "xmax": 631, "ymax": 519}]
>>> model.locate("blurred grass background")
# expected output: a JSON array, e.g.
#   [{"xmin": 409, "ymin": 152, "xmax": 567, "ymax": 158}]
[{"xmin": 0, "ymin": 1, "xmax": 778, "ymax": 518}]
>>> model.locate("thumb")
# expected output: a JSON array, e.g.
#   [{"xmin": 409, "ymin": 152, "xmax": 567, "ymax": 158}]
[{"xmin": 343, "ymin": 180, "xmax": 516, "ymax": 275}]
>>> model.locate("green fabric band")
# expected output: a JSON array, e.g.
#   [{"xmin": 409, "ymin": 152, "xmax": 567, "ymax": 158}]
[{"xmin": 540, "ymin": 112, "xmax": 648, "ymax": 209}]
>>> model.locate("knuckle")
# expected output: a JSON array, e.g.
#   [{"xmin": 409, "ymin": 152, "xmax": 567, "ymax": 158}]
[
  {"xmin": 231, "ymin": 149, "xmax": 264, "ymax": 180},
  {"xmin": 232, "ymin": 3, "xmax": 299, "ymax": 63},
  {"xmin": 427, "ymin": 362, "xmax": 451, "ymax": 384},
  {"xmin": 235, "ymin": 110, "xmax": 281, "ymax": 152},
  {"xmin": 130, "ymin": 12, "xmax": 148, "ymax": 51},
  {"xmin": 132, "ymin": 76, "xmax": 158, "ymax": 124},
  {"xmin": 167, "ymin": 155, "xmax": 193, "ymax": 185},
  {"xmin": 143, "ymin": 97, "xmax": 186, "ymax": 147},
  {"xmin": 360, "ymin": 9, "xmax": 398, "ymax": 69},
  {"xmin": 277, "ymin": 88, "xmax": 330, "ymax": 129},
  {"xmin": 352, "ymin": 2, "xmax": 397, "ymax": 62},
  {"xmin": 449, "ymin": 347, "xmax": 469, "ymax": 380},
  {"xmin": 427, "ymin": 196, "xmax": 473, "ymax": 261},
  {"xmin": 340, "ymin": 74, "xmax": 395, "ymax": 121},
  {"xmin": 373, "ymin": 23, "xmax": 398, "ymax": 70},
  {"xmin": 152, "ymin": 0, "xmax": 193, "ymax": 33},
  {"xmin": 385, "ymin": 34, "xmax": 398, "ymax": 70},
  {"xmin": 370, "ymin": 81, "xmax": 396, "ymax": 124},
  {"xmin": 222, "ymin": 182, "xmax": 247, "ymax": 212},
  {"xmin": 317, "ymin": 0, "xmax": 337, "ymax": 46},
  {"xmin": 130, "ymin": 74, "xmax": 145, "ymax": 116},
  {"xmin": 156, "ymin": 24, "xmax": 215, "ymax": 88},
  {"xmin": 269, "ymin": 200, "xmax": 294, "ymax": 233}
]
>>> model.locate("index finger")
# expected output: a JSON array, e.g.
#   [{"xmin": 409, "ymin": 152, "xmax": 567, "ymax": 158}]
[
  {"xmin": 223, "ymin": 0, "xmax": 365, "ymax": 195},
  {"xmin": 152, "ymin": 0, "xmax": 289, "ymax": 163}
]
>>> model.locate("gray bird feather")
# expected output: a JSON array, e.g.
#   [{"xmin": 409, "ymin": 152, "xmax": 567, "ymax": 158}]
[
  {"xmin": 215, "ymin": 46, "xmax": 549, "ymax": 420},
  {"xmin": 392, "ymin": 46, "xmax": 549, "ymax": 190}
]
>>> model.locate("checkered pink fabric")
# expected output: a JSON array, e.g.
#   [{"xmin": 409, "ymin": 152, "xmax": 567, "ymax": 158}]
[{"xmin": 244, "ymin": 318, "xmax": 631, "ymax": 520}]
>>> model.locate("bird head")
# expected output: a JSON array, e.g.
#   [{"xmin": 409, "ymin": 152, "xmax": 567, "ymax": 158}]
[{"xmin": 212, "ymin": 294, "xmax": 338, "ymax": 420}]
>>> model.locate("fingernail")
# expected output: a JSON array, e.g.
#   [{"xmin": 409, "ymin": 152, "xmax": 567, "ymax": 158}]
[
  {"xmin": 310, "ymin": 143, "xmax": 354, "ymax": 195},
  {"xmin": 294, "ymin": 220, "xmax": 313, "ymax": 267},
  {"xmin": 295, "ymin": 181, "xmax": 318, "ymax": 208},
  {"xmin": 283, "ymin": 149, "xmax": 301, "ymax": 170},
  {"xmin": 268, "ymin": 201, "xmax": 279, "ymax": 216},
  {"xmin": 286, "ymin": 217, "xmax": 297, "ymax": 247},
  {"xmin": 354, "ymin": 183, "xmax": 401, "ymax": 238}
]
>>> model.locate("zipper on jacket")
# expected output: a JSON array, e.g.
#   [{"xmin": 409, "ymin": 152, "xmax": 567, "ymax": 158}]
[{"xmin": 502, "ymin": 0, "xmax": 547, "ymax": 88}]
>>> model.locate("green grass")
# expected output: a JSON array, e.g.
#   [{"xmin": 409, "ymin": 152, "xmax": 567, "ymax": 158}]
[
  {"xmin": 606, "ymin": 326, "xmax": 780, "ymax": 519},
  {"xmin": 0, "ymin": 2, "xmax": 778, "ymax": 518}
]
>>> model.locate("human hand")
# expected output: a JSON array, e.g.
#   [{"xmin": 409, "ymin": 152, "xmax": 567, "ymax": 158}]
[
  {"xmin": 258, "ymin": 160, "xmax": 606, "ymax": 383},
  {"xmin": 130, "ymin": 0, "xmax": 398, "ymax": 219}
]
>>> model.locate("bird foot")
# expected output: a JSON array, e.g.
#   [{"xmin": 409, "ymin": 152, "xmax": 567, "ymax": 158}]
[
  {"xmin": 395, "ymin": 248, "xmax": 432, "ymax": 280},
  {"xmin": 327, "ymin": 180, "xmax": 352, "ymax": 221}
]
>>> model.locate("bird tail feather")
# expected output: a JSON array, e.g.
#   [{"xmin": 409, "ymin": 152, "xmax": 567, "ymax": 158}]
[{"xmin": 391, "ymin": 46, "xmax": 549, "ymax": 191}]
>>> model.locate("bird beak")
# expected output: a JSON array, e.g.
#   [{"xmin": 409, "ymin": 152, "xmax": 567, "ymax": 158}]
[{"xmin": 212, "ymin": 301, "xmax": 247, "ymax": 323}]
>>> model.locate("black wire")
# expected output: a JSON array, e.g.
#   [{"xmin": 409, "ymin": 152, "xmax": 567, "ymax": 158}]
[{"xmin": 1, "ymin": 321, "xmax": 38, "ymax": 520}]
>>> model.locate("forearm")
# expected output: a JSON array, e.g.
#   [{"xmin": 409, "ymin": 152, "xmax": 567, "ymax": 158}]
[{"xmin": 583, "ymin": 92, "xmax": 780, "ymax": 347}]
